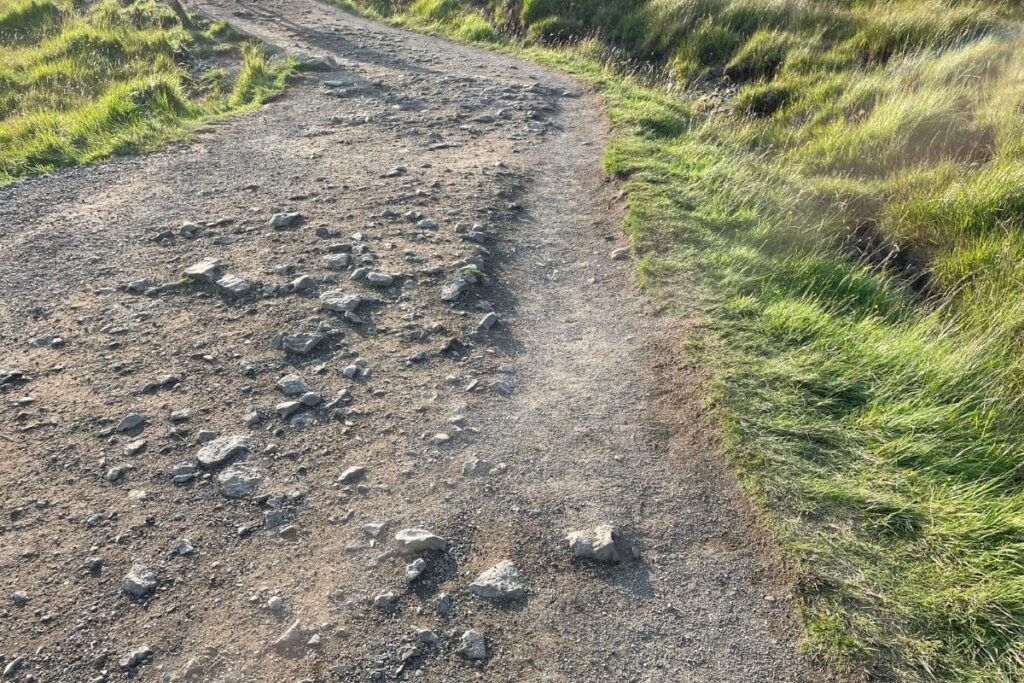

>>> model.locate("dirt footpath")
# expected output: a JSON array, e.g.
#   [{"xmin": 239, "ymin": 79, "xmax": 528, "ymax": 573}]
[{"xmin": 0, "ymin": 0, "xmax": 834, "ymax": 680}]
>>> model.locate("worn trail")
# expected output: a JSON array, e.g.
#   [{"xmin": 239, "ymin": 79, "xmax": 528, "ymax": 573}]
[{"xmin": 0, "ymin": 1, "xmax": 831, "ymax": 680}]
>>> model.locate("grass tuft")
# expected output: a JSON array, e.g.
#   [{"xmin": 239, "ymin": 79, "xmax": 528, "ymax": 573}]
[{"xmin": 0, "ymin": 0, "xmax": 291, "ymax": 185}]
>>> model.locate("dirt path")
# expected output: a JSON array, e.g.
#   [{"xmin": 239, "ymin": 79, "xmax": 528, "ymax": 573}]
[{"xmin": 0, "ymin": 1, "xmax": 833, "ymax": 680}]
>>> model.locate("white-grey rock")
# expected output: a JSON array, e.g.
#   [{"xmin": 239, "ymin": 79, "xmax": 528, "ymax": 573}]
[
  {"xmin": 269, "ymin": 212, "xmax": 303, "ymax": 229},
  {"xmin": 477, "ymin": 312, "xmax": 499, "ymax": 333},
  {"xmin": 365, "ymin": 272, "xmax": 394, "ymax": 287},
  {"xmin": 441, "ymin": 279, "xmax": 469, "ymax": 302},
  {"xmin": 180, "ymin": 221, "xmax": 203, "ymax": 237},
  {"xmin": 394, "ymin": 528, "xmax": 447, "ymax": 555},
  {"xmin": 406, "ymin": 558, "xmax": 426, "ymax": 581},
  {"xmin": 361, "ymin": 522, "xmax": 385, "ymax": 538},
  {"xmin": 324, "ymin": 254, "xmax": 350, "ymax": 270},
  {"xmin": 435, "ymin": 593, "xmax": 453, "ymax": 617},
  {"xmin": 216, "ymin": 274, "xmax": 251, "ymax": 298},
  {"xmin": 373, "ymin": 592, "xmax": 398, "ymax": 609},
  {"xmin": 460, "ymin": 629, "xmax": 487, "ymax": 659},
  {"xmin": 272, "ymin": 619, "xmax": 309, "ymax": 656},
  {"xmin": 170, "ymin": 461, "xmax": 197, "ymax": 484},
  {"xmin": 179, "ymin": 658, "xmax": 204, "ymax": 680},
  {"xmin": 183, "ymin": 258, "xmax": 224, "ymax": 283},
  {"xmin": 196, "ymin": 435, "xmax": 251, "ymax": 469},
  {"xmin": 291, "ymin": 274, "xmax": 317, "ymax": 291},
  {"xmin": 119, "ymin": 645, "xmax": 153, "ymax": 669},
  {"xmin": 276, "ymin": 400, "xmax": 302, "ymax": 419},
  {"xmin": 338, "ymin": 466, "xmax": 366, "ymax": 484},
  {"xmin": 125, "ymin": 278, "xmax": 155, "ymax": 293},
  {"xmin": 116, "ymin": 413, "xmax": 145, "ymax": 433},
  {"xmin": 217, "ymin": 465, "xmax": 263, "ymax": 498},
  {"xmin": 276, "ymin": 374, "xmax": 309, "ymax": 396},
  {"xmin": 122, "ymin": 564, "xmax": 158, "ymax": 597},
  {"xmin": 469, "ymin": 560, "xmax": 525, "ymax": 601},
  {"xmin": 281, "ymin": 332, "xmax": 322, "ymax": 355},
  {"xmin": 124, "ymin": 439, "xmax": 147, "ymax": 456},
  {"xmin": 567, "ymin": 524, "xmax": 621, "ymax": 563},
  {"xmin": 319, "ymin": 290, "xmax": 363, "ymax": 314},
  {"xmin": 3, "ymin": 657, "xmax": 25, "ymax": 677}
]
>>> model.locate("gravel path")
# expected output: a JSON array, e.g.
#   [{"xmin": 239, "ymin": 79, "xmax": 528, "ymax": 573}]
[{"xmin": 0, "ymin": 1, "xmax": 835, "ymax": 680}]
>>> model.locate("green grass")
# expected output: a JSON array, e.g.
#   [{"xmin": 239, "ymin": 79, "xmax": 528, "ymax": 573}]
[
  {"xmin": 327, "ymin": 0, "xmax": 1024, "ymax": 681},
  {"xmin": 0, "ymin": 0, "xmax": 291, "ymax": 184}
]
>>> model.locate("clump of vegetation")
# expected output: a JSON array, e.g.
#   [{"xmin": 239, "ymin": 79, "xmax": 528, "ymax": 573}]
[
  {"xmin": 0, "ymin": 0, "xmax": 291, "ymax": 184},
  {"xmin": 332, "ymin": 0, "xmax": 1024, "ymax": 680}
]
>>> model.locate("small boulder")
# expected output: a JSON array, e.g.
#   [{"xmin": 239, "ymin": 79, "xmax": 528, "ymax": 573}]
[
  {"xmin": 460, "ymin": 629, "xmax": 487, "ymax": 660},
  {"xmin": 196, "ymin": 435, "xmax": 251, "ymax": 469},
  {"xmin": 394, "ymin": 528, "xmax": 447, "ymax": 555},
  {"xmin": 276, "ymin": 374, "xmax": 309, "ymax": 396},
  {"xmin": 183, "ymin": 258, "xmax": 224, "ymax": 283},
  {"xmin": 338, "ymin": 466, "xmax": 366, "ymax": 484},
  {"xmin": 216, "ymin": 274, "xmax": 251, "ymax": 299},
  {"xmin": 269, "ymin": 212, "xmax": 303, "ymax": 229},
  {"xmin": 218, "ymin": 465, "xmax": 263, "ymax": 499},
  {"xmin": 122, "ymin": 564, "xmax": 158, "ymax": 598},
  {"xmin": 468, "ymin": 560, "xmax": 525, "ymax": 601},
  {"xmin": 119, "ymin": 645, "xmax": 153, "ymax": 670},
  {"xmin": 566, "ymin": 524, "xmax": 621, "ymax": 563}
]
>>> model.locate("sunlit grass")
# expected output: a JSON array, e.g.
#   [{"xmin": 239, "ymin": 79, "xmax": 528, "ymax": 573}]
[{"xmin": 0, "ymin": 0, "xmax": 291, "ymax": 184}]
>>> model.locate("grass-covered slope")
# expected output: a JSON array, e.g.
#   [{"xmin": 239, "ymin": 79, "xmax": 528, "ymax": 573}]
[
  {"xmin": 0, "ymin": 0, "xmax": 290, "ymax": 184},
  {"xmin": 331, "ymin": 1, "xmax": 1024, "ymax": 681}
]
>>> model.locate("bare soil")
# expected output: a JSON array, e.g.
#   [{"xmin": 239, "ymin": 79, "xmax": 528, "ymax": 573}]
[{"xmin": 0, "ymin": 1, "xmax": 836, "ymax": 680}]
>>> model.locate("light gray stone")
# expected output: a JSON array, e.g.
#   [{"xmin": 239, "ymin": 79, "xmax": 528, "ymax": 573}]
[
  {"xmin": 394, "ymin": 528, "xmax": 447, "ymax": 555},
  {"xmin": 281, "ymin": 332, "xmax": 322, "ymax": 355},
  {"xmin": 269, "ymin": 212, "xmax": 303, "ymax": 229},
  {"xmin": 338, "ymin": 466, "xmax": 365, "ymax": 484},
  {"xmin": 406, "ymin": 558, "xmax": 426, "ymax": 581},
  {"xmin": 365, "ymin": 271, "xmax": 394, "ymax": 287},
  {"xmin": 122, "ymin": 564, "xmax": 158, "ymax": 597},
  {"xmin": 477, "ymin": 312, "xmax": 499, "ymax": 333},
  {"xmin": 460, "ymin": 629, "xmax": 486, "ymax": 659},
  {"xmin": 216, "ymin": 274, "xmax": 251, "ymax": 298},
  {"xmin": 441, "ymin": 279, "xmax": 468, "ymax": 302},
  {"xmin": 183, "ymin": 258, "xmax": 224, "ymax": 283},
  {"xmin": 217, "ymin": 465, "xmax": 263, "ymax": 498},
  {"xmin": 319, "ymin": 290, "xmax": 363, "ymax": 314},
  {"xmin": 567, "ymin": 524, "xmax": 621, "ymax": 563},
  {"xmin": 116, "ymin": 413, "xmax": 145, "ymax": 433},
  {"xmin": 469, "ymin": 560, "xmax": 525, "ymax": 601},
  {"xmin": 276, "ymin": 374, "xmax": 309, "ymax": 396},
  {"xmin": 324, "ymin": 254, "xmax": 350, "ymax": 270},
  {"xmin": 196, "ymin": 435, "xmax": 251, "ymax": 469}
]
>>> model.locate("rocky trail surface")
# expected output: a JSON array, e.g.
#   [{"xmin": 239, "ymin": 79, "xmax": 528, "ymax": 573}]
[{"xmin": 0, "ymin": 1, "xmax": 834, "ymax": 680}]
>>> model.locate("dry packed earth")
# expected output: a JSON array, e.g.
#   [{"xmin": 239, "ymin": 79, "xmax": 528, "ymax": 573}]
[{"xmin": 0, "ymin": 1, "xmax": 834, "ymax": 681}]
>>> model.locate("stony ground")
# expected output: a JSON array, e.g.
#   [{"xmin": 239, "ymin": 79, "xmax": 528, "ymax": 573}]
[{"xmin": 0, "ymin": 1, "xmax": 837, "ymax": 681}]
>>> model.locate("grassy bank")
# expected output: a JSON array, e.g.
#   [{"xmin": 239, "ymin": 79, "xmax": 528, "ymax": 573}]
[
  {"xmin": 330, "ymin": 1, "xmax": 1024, "ymax": 681},
  {"xmin": 0, "ymin": 0, "xmax": 290, "ymax": 185}
]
